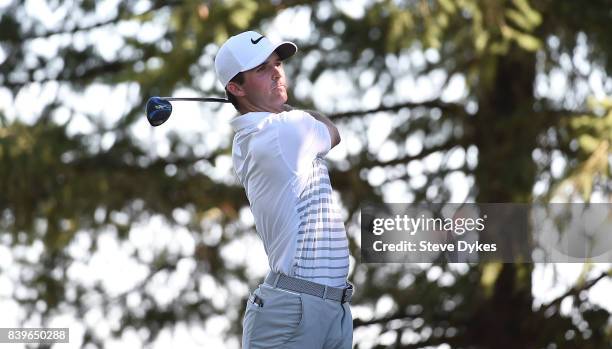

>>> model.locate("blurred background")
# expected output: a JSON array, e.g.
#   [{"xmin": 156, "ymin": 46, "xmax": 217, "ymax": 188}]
[{"xmin": 0, "ymin": 0, "xmax": 611, "ymax": 348}]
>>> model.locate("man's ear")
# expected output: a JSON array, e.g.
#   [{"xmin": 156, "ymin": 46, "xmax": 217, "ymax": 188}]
[{"xmin": 227, "ymin": 81, "xmax": 246, "ymax": 97}]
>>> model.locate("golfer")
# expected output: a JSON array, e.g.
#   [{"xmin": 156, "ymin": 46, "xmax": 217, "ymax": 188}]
[{"xmin": 215, "ymin": 31, "xmax": 353, "ymax": 348}]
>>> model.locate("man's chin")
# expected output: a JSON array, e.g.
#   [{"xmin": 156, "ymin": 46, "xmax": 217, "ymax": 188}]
[{"xmin": 274, "ymin": 92, "xmax": 288, "ymax": 104}]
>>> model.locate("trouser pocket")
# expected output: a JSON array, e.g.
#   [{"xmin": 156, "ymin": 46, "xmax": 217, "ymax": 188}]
[{"xmin": 242, "ymin": 284, "xmax": 303, "ymax": 349}]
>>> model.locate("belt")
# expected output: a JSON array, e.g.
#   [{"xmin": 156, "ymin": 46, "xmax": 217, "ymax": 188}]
[{"xmin": 264, "ymin": 271, "xmax": 353, "ymax": 304}]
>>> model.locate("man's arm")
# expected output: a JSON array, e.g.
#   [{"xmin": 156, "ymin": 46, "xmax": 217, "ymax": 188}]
[{"xmin": 283, "ymin": 104, "xmax": 341, "ymax": 148}]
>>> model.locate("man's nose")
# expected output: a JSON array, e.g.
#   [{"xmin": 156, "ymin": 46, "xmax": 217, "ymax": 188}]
[{"xmin": 271, "ymin": 65, "xmax": 281, "ymax": 80}]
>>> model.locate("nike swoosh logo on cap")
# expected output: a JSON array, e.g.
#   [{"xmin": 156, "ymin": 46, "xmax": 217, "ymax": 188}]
[{"xmin": 251, "ymin": 36, "xmax": 265, "ymax": 44}]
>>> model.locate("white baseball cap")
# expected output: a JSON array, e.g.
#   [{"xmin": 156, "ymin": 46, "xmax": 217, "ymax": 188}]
[{"xmin": 214, "ymin": 31, "xmax": 297, "ymax": 87}]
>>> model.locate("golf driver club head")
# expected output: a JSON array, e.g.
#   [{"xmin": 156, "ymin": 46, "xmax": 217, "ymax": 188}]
[{"xmin": 146, "ymin": 97, "xmax": 172, "ymax": 126}]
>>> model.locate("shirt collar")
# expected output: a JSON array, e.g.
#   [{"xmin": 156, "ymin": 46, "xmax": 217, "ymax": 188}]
[{"xmin": 230, "ymin": 112, "xmax": 271, "ymax": 132}]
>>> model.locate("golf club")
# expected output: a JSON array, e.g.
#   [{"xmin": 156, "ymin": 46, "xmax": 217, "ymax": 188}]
[{"xmin": 146, "ymin": 96, "xmax": 230, "ymax": 127}]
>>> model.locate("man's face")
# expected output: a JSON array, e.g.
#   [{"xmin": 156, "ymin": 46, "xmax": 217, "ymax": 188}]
[{"xmin": 234, "ymin": 52, "xmax": 288, "ymax": 113}]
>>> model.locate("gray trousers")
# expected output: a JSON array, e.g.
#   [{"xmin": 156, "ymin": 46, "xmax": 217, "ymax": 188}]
[{"xmin": 242, "ymin": 283, "xmax": 353, "ymax": 348}]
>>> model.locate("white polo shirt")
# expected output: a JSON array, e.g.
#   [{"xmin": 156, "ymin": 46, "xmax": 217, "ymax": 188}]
[{"xmin": 231, "ymin": 110, "xmax": 349, "ymax": 287}]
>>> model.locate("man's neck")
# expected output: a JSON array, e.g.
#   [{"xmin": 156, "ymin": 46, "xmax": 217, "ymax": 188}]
[{"xmin": 239, "ymin": 100, "xmax": 285, "ymax": 114}]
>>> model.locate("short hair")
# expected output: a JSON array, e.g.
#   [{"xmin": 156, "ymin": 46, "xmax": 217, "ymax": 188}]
[{"xmin": 225, "ymin": 72, "xmax": 244, "ymax": 112}]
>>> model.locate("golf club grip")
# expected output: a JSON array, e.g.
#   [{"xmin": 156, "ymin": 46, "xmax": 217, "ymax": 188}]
[{"xmin": 161, "ymin": 97, "xmax": 230, "ymax": 103}]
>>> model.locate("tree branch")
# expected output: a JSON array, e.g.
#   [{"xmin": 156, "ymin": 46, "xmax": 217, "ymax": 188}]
[
  {"xmin": 4, "ymin": 60, "xmax": 132, "ymax": 90},
  {"xmin": 329, "ymin": 99, "xmax": 465, "ymax": 120},
  {"xmin": 365, "ymin": 141, "xmax": 462, "ymax": 168},
  {"xmin": 353, "ymin": 314, "xmax": 415, "ymax": 328},
  {"xmin": 395, "ymin": 337, "xmax": 453, "ymax": 349},
  {"xmin": 21, "ymin": 16, "xmax": 123, "ymax": 41},
  {"xmin": 18, "ymin": 1, "xmax": 182, "ymax": 41},
  {"xmin": 541, "ymin": 271, "xmax": 609, "ymax": 312}
]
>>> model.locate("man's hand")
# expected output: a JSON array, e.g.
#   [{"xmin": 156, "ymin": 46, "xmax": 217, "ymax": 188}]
[{"xmin": 283, "ymin": 104, "xmax": 341, "ymax": 149}]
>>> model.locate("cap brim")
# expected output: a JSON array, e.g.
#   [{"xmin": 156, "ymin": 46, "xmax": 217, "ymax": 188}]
[
  {"xmin": 239, "ymin": 41, "xmax": 298, "ymax": 75},
  {"xmin": 274, "ymin": 42, "xmax": 297, "ymax": 60}
]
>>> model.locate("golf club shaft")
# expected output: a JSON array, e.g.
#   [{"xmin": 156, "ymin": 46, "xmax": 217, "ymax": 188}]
[{"xmin": 160, "ymin": 97, "xmax": 230, "ymax": 103}]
